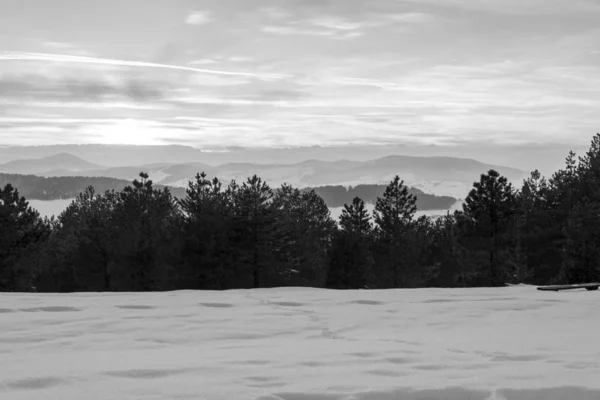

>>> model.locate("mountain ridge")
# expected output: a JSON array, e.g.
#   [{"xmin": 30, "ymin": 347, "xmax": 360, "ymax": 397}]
[
  {"xmin": 0, "ymin": 152, "xmax": 100, "ymax": 175},
  {"xmin": 0, "ymin": 152, "xmax": 528, "ymax": 192},
  {"xmin": 0, "ymin": 143, "xmax": 584, "ymax": 176},
  {"xmin": 0, "ymin": 173, "xmax": 458, "ymax": 211}
]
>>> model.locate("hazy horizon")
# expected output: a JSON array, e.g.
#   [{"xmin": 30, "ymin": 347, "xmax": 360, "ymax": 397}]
[{"xmin": 1, "ymin": 0, "xmax": 599, "ymax": 150}]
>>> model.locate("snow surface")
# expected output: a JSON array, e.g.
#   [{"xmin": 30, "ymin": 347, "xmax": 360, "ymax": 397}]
[{"xmin": 1, "ymin": 286, "xmax": 600, "ymax": 400}]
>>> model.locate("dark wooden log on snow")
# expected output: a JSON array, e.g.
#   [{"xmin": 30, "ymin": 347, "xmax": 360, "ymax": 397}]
[{"xmin": 537, "ymin": 283, "xmax": 600, "ymax": 292}]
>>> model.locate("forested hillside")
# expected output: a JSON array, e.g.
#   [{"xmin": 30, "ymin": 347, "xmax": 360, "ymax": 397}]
[
  {"xmin": 0, "ymin": 173, "xmax": 187, "ymax": 200},
  {"xmin": 2, "ymin": 133, "xmax": 600, "ymax": 293},
  {"xmin": 306, "ymin": 184, "xmax": 456, "ymax": 209},
  {"xmin": 0, "ymin": 173, "xmax": 456, "ymax": 210}
]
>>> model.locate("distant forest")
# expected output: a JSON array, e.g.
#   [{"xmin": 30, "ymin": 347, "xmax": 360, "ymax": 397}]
[
  {"xmin": 2, "ymin": 133, "xmax": 600, "ymax": 293},
  {"xmin": 0, "ymin": 173, "xmax": 456, "ymax": 210},
  {"xmin": 0, "ymin": 174, "xmax": 187, "ymax": 200},
  {"xmin": 307, "ymin": 185, "xmax": 456, "ymax": 209}
]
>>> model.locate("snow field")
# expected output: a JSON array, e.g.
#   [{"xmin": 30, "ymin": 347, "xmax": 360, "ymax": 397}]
[{"xmin": 1, "ymin": 286, "xmax": 599, "ymax": 399}]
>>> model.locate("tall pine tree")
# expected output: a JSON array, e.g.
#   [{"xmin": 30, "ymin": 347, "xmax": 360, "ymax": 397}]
[
  {"xmin": 454, "ymin": 169, "xmax": 518, "ymax": 286},
  {"xmin": 0, "ymin": 184, "xmax": 50, "ymax": 291},
  {"xmin": 231, "ymin": 175, "xmax": 277, "ymax": 288},
  {"xmin": 326, "ymin": 197, "xmax": 374, "ymax": 289},
  {"xmin": 179, "ymin": 173, "xmax": 235, "ymax": 289},
  {"xmin": 372, "ymin": 176, "xmax": 420, "ymax": 288}
]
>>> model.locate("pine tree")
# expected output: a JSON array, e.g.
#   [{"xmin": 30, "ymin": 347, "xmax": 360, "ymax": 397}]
[
  {"xmin": 326, "ymin": 197, "xmax": 374, "ymax": 289},
  {"xmin": 558, "ymin": 134, "xmax": 600, "ymax": 283},
  {"xmin": 45, "ymin": 186, "xmax": 120, "ymax": 291},
  {"xmin": 561, "ymin": 197, "xmax": 600, "ymax": 283},
  {"xmin": 231, "ymin": 175, "xmax": 277, "ymax": 288},
  {"xmin": 272, "ymin": 185, "xmax": 336, "ymax": 287},
  {"xmin": 179, "ymin": 173, "xmax": 234, "ymax": 289},
  {"xmin": 513, "ymin": 170, "xmax": 557, "ymax": 284},
  {"xmin": 0, "ymin": 184, "xmax": 50, "ymax": 291},
  {"xmin": 373, "ymin": 176, "xmax": 417, "ymax": 231},
  {"xmin": 428, "ymin": 213, "xmax": 463, "ymax": 287},
  {"xmin": 110, "ymin": 173, "xmax": 182, "ymax": 291},
  {"xmin": 372, "ymin": 176, "xmax": 420, "ymax": 288},
  {"xmin": 455, "ymin": 169, "xmax": 518, "ymax": 286}
]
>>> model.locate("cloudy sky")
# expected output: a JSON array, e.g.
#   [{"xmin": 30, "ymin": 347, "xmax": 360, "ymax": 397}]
[{"xmin": 1, "ymin": 0, "xmax": 599, "ymax": 149}]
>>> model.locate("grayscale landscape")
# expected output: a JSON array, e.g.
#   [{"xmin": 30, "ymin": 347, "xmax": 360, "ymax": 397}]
[{"xmin": 1, "ymin": 0, "xmax": 600, "ymax": 399}]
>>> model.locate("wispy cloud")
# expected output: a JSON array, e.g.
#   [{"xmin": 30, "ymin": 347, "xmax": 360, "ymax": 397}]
[
  {"xmin": 1, "ymin": 0, "xmax": 600, "ymax": 147},
  {"xmin": 0, "ymin": 52, "xmax": 286, "ymax": 80},
  {"xmin": 261, "ymin": 25, "xmax": 335, "ymax": 37},
  {"xmin": 185, "ymin": 11, "xmax": 212, "ymax": 25},
  {"xmin": 385, "ymin": 13, "xmax": 436, "ymax": 23},
  {"xmin": 262, "ymin": 7, "xmax": 291, "ymax": 20},
  {"xmin": 43, "ymin": 41, "xmax": 74, "ymax": 49},
  {"xmin": 0, "ymin": 74, "xmax": 165, "ymax": 102},
  {"xmin": 308, "ymin": 17, "xmax": 367, "ymax": 31}
]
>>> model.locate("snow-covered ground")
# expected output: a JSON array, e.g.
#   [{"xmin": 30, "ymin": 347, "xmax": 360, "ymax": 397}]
[{"xmin": 1, "ymin": 286, "xmax": 599, "ymax": 400}]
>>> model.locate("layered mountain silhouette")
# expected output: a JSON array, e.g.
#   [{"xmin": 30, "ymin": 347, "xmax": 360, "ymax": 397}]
[
  {"xmin": 0, "ymin": 152, "xmax": 528, "ymax": 192},
  {"xmin": 0, "ymin": 173, "xmax": 187, "ymax": 201},
  {"xmin": 0, "ymin": 153, "xmax": 100, "ymax": 175},
  {"xmin": 0, "ymin": 143, "xmax": 578, "ymax": 176},
  {"xmin": 1, "ymin": 149, "xmax": 529, "ymax": 212},
  {"xmin": 0, "ymin": 173, "xmax": 457, "ymax": 211}
]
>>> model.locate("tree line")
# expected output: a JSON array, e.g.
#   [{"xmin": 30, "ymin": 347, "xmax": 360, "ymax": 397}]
[
  {"xmin": 305, "ymin": 184, "xmax": 456, "ymax": 209},
  {"xmin": 0, "ymin": 173, "xmax": 456, "ymax": 211},
  {"xmin": 2, "ymin": 134, "xmax": 600, "ymax": 292},
  {"xmin": 0, "ymin": 173, "xmax": 187, "ymax": 200}
]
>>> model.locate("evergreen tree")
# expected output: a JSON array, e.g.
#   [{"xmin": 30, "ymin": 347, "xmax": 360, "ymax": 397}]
[
  {"xmin": 0, "ymin": 184, "xmax": 50, "ymax": 291},
  {"xmin": 110, "ymin": 173, "xmax": 182, "ymax": 291},
  {"xmin": 231, "ymin": 175, "xmax": 276, "ymax": 288},
  {"xmin": 372, "ymin": 176, "xmax": 420, "ymax": 288},
  {"xmin": 540, "ymin": 150, "xmax": 589, "ymax": 284},
  {"xmin": 561, "ymin": 197, "xmax": 600, "ymax": 283},
  {"xmin": 40, "ymin": 186, "xmax": 120, "ymax": 291},
  {"xmin": 558, "ymin": 134, "xmax": 600, "ymax": 283},
  {"xmin": 326, "ymin": 197, "xmax": 374, "ymax": 289},
  {"xmin": 454, "ymin": 170, "xmax": 518, "ymax": 286},
  {"xmin": 272, "ymin": 185, "xmax": 336, "ymax": 287},
  {"xmin": 514, "ymin": 170, "xmax": 556, "ymax": 284},
  {"xmin": 427, "ymin": 213, "xmax": 463, "ymax": 287},
  {"xmin": 179, "ymin": 173, "xmax": 235, "ymax": 289}
]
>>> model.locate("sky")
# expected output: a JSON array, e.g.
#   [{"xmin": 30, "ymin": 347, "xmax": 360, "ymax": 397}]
[{"xmin": 0, "ymin": 0, "xmax": 599, "ymax": 149}]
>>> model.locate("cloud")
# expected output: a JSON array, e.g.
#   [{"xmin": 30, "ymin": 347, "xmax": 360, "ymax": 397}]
[
  {"xmin": 308, "ymin": 17, "xmax": 366, "ymax": 31},
  {"xmin": 401, "ymin": 0, "xmax": 595, "ymax": 15},
  {"xmin": 261, "ymin": 10, "xmax": 433, "ymax": 41},
  {"xmin": 261, "ymin": 25, "xmax": 336, "ymax": 37},
  {"xmin": 262, "ymin": 17, "xmax": 367, "ymax": 40},
  {"xmin": 262, "ymin": 7, "xmax": 291, "ymax": 20},
  {"xmin": 3, "ymin": 0, "xmax": 600, "ymax": 148},
  {"xmin": 189, "ymin": 58, "xmax": 218, "ymax": 65},
  {"xmin": 385, "ymin": 13, "xmax": 435, "ymax": 23},
  {"xmin": 0, "ymin": 52, "xmax": 286, "ymax": 80},
  {"xmin": 185, "ymin": 11, "xmax": 212, "ymax": 25},
  {"xmin": 0, "ymin": 74, "xmax": 166, "ymax": 103},
  {"xmin": 43, "ymin": 41, "xmax": 74, "ymax": 49}
]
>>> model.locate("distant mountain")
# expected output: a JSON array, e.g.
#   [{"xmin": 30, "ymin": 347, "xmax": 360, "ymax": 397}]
[
  {"xmin": 0, "ymin": 142, "xmax": 583, "ymax": 176},
  {"xmin": 73, "ymin": 162, "xmax": 215, "ymax": 185},
  {"xmin": 56, "ymin": 155, "xmax": 527, "ymax": 193},
  {"xmin": 0, "ymin": 153, "xmax": 100, "ymax": 175},
  {"xmin": 0, "ymin": 152, "xmax": 527, "ymax": 201},
  {"xmin": 0, "ymin": 173, "xmax": 457, "ymax": 211}
]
